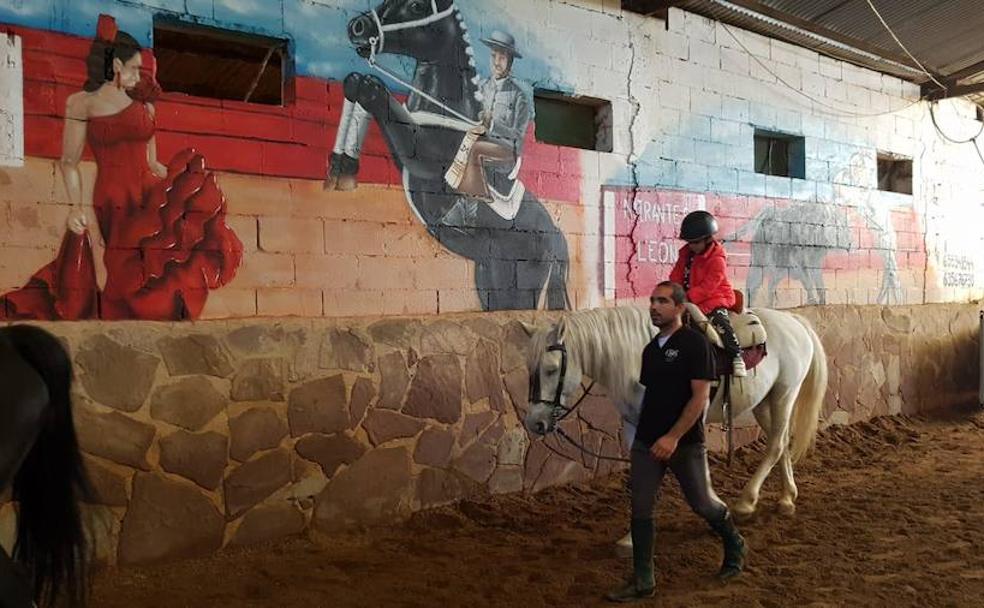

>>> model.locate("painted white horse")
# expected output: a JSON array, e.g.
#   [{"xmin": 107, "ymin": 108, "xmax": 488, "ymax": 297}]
[{"xmin": 522, "ymin": 305, "xmax": 827, "ymax": 528}]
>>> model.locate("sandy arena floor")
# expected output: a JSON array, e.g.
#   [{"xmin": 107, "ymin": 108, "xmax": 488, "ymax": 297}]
[{"xmin": 91, "ymin": 409, "xmax": 984, "ymax": 607}]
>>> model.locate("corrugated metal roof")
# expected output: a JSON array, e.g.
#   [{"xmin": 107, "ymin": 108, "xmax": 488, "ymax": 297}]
[{"xmin": 666, "ymin": 0, "xmax": 984, "ymax": 101}]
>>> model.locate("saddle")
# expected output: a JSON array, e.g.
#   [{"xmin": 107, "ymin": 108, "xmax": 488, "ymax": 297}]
[
  {"xmin": 684, "ymin": 293, "xmax": 768, "ymax": 377},
  {"xmin": 444, "ymin": 126, "xmax": 525, "ymax": 220}
]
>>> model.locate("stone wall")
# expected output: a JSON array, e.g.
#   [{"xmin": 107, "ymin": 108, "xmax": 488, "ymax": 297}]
[{"xmin": 0, "ymin": 302, "xmax": 980, "ymax": 565}]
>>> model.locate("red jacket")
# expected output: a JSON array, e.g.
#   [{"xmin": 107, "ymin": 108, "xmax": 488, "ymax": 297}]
[{"xmin": 669, "ymin": 240, "xmax": 735, "ymax": 314}]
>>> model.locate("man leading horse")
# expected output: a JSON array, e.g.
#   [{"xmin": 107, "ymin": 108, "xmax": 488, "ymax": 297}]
[{"xmin": 605, "ymin": 281, "xmax": 747, "ymax": 603}]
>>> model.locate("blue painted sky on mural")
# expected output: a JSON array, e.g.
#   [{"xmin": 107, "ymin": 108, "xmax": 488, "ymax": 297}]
[{"xmin": 0, "ymin": 0, "xmax": 573, "ymax": 93}]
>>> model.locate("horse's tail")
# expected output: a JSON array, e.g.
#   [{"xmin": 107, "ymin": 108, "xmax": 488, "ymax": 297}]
[
  {"xmin": 8, "ymin": 325, "xmax": 91, "ymax": 607},
  {"xmin": 787, "ymin": 315, "xmax": 828, "ymax": 463}
]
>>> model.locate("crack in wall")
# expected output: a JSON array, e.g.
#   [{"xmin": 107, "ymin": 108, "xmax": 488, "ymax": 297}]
[{"xmin": 624, "ymin": 26, "xmax": 643, "ymax": 299}]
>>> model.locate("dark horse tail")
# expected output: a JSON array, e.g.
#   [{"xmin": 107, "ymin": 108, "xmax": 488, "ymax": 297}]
[{"xmin": 5, "ymin": 325, "xmax": 91, "ymax": 607}]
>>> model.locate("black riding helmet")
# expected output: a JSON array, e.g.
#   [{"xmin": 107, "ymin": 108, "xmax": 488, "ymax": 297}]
[{"xmin": 679, "ymin": 210, "xmax": 718, "ymax": 242}]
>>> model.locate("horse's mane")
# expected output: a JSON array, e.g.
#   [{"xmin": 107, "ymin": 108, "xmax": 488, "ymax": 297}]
[{"xmin": 528, "ymin": 306, "xmax": 655, "ymax": 406}]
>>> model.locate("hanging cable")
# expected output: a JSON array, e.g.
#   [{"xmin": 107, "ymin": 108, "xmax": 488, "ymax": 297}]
[
  {"xmin": 929, "ymin": 103, "xmax": 984, "ymax": 144},
  {"xmin": 721, "ymin": 23, "xmax": 923, "ymax": 119},
  {"xmin": 863, "ymin": 0, "xmax": 948, "ymax": 91}
]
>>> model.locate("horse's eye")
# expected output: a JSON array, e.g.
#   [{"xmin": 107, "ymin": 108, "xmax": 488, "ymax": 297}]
[{"xmin": 409, "ymin": 0, "xmax": 427, "ymax": 15}]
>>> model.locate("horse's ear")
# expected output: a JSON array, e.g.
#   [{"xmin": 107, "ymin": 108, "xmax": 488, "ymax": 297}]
[
  {"xmin": 519, "ymin": 321, "xmax": 538, "ymax": 337},
  {"xmin": 555, "ymin": 319, "xmax": 567, "ymax": 343}
]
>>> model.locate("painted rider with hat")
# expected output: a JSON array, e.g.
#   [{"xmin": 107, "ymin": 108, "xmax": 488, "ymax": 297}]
[
  {"xmin": 441, "ymin": 29, "xmax": 533, "ymax": 226},
  {"xmin": 478, "ymin": 30, "xmax": 533, "ymax": 199}
]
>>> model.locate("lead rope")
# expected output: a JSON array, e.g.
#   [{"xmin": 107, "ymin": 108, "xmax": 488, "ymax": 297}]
[{"xmin": 556, "ymin": 426, "xmax": 631, "ymax": 464}]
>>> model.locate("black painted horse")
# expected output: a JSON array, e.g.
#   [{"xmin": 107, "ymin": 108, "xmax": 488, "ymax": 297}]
[
  {"xmin": 332, "ymin": 0, "xmax": 570, "ymax": 311},
  {"xmin": 0, "ymin": 325, "xmax": 90, "ymax": 607}
]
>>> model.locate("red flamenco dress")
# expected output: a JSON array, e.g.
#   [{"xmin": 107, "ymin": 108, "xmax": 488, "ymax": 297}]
[{"xmin": 1, "ymin": 101, "xmax": 242, "ymax": 320}]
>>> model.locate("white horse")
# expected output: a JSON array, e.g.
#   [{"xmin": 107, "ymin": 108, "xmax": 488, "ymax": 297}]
[{"xmin": 522, "ymin": 305, "xmax": 827, "ymax": 525}]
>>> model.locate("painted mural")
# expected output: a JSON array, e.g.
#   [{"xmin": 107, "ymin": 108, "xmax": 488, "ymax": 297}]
[
  {"xmin": 0, "ymin": 14, "xmax": 242, "ymax": 320},
  {"xmin": 607, "ymin": 182, "xmax": 924, "ymax": 308},
  {"xmin": 327, "ymin": 0, "xmax": 570, "ymax": 311}
]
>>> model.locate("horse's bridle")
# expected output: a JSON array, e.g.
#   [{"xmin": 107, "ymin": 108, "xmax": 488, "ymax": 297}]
[
  {"xmin": 528, "ymin": 342, "xmax": 626, "ymax": 463},
  {"xmin": 363, "ymin": 1, "xmax": 480, "ymax": 126},
  {"xmin": 368, "ymin": 0, "xmax": 457, "ymax": 56}
]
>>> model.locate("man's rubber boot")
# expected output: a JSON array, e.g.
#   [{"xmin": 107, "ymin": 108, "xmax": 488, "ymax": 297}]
[
  {"xmin": 710, "ymin": 513, "xmax": 747, "ymax": 581},
  {"xmin": 605, "ymin": 518, "xmax": 655, "ymax": 603}
]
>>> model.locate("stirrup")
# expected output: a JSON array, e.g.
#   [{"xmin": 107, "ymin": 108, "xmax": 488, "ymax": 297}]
[{"xmin": 731, "ymin": 356, "xmax": 747, "ymax": 377}]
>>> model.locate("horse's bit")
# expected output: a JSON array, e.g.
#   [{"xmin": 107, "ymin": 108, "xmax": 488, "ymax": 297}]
[
  {"xmin": 365, "ymin": 1, "xmax": 481, "ymax": 126},
  {"xmin": 529, "ymin": 342, "xmax": 628, "ymax": 464}
]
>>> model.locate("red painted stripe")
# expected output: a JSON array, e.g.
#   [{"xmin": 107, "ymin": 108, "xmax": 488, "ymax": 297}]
[{"xmin": 8, "ymin": 24, "xmax": 581, "ymax": 204}]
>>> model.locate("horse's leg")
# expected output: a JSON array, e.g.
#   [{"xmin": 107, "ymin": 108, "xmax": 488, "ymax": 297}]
[
  {"xmin": 765, "ymin": 268, "xmax": 781, "ymax": 308},
  {"xmin": 811, "ymin": 266, "xmax": 827, "ymax": 306},
  {"xmin": 776, "ymin": 440, "xmax": 799, "ymax": 516},
  {"xmin": 751, "ymin": 400, "xmax": 798, "ymax": 516},
  {"xmin": 733, "ymin": 389, "xmax": 796, "ymax": 518},
  {"xmin": 746, "ymin": 264, "xmax": 764, "ymax": 307},
  {"xmin": 342, "ymin": 74, "xmax": 446, "ymax": 180}
]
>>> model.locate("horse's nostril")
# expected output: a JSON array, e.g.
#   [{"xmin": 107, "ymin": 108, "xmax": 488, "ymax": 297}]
[
  {"xmin": 535, "ymin": 421, "xmax": 548, "ymax": 435},
  {"xmin": 350, "ymin": 18, "xmax": 366, "ymax": 37}
]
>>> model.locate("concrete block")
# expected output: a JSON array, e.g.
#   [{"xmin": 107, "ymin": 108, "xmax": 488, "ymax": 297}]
[
  {"xmin": 802, "ymin": 71, "xmax": 826, "ymax": 99},
  {"xmin": 676, "ymin": 162, "xmax": 709, "ymax": 190},
  {"xmin": 765, "ymin": 175, "xmax": 792, "ymax": 198},
  {"xmin": 819, "ymin": 56, "xmax": 843, "ymax": 80},
  {"xmin": 773, "ymin": 63, "xmax": 802, "ymax": 89},
  {"xmin": 683, "ymin": 10, "xmax": 717, "ymax": 43},
  {"xmin": 750, "ymin": 105, "xmax": 777, "ymax": 130},
  {"xmin": 695, "ymin": 141, "xmax": 731, "ymax": 167},
  {"xmin": 721, "ymin": 96, "xmax": 750, "ymax": 122},
  {"xmin": 689, "ymin": 40, "xmax": 719, "ymax": 68},
  {"xmin": 658, "ymin": 81, "xmax": 691, "ymax": 111},
  {"xmin": 661, "ymin": 135, "xmax": 697, "ymax": 163},
  {"xmin": 710, "ymin": 118, "xmax": 743, "ymax": 146},
  {"xmin": 720, "ymin": 47, "xmax": 749, "ymax": 76},
  {"xmin": 708, "ymin": 166, "xmax": 738, "ymax": 193},
  {"xmin": 791, "ymin": 179, "xmax": 817, "ymax": 201},
  {"xmin": 691, "ymin": 90, "xmax": 722, "ymax": 117},
  {"xmin": 738, "ymin": 170, "xmax": 767, "ymax": 196},
  {"xmin": 654, "ymin": 31, "xmax": 688, "ymax": 61}
]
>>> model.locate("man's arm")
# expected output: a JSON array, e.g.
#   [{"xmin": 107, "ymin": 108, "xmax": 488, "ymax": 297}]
[{"xmin": 649, "ymin": 379, "xmax": 710, "ymax": 460}]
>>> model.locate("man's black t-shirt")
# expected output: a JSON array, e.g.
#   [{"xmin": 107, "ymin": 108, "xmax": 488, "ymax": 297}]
[{"xmin": 636, "ymin": 326, "xmax": 716, "ymax": 447}]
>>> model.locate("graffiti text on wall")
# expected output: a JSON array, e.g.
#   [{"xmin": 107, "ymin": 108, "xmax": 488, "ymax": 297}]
[{"xmin": 942, "ymin": 254, "xmax": 976, "ymax": 287}]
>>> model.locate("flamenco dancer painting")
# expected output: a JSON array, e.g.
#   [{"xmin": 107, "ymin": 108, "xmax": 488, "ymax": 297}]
[{"xmin": 0, "ymin": 15, "xmax": 242, "ymax": 321}]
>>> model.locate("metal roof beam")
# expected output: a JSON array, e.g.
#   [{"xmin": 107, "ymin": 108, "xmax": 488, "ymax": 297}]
[
  {"xmin": 925, "ymin": 80, "xmax": 984, "ymax": 101},
  {"xmin": 622, "ymin": 0, "xmax": 688, "ymax": 18},
  {"xmin": 942, "ymin": 58, "xmax": 984, "ymax": 84}
]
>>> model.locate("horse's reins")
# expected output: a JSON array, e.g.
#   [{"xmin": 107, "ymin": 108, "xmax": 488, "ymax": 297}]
[
  {"xmin": 530, "ymin": 342, "xmax": 629, "ymax": 464},
  {"xmin": 365, "ymin": 3, "xmax": 481, "ymax": 127}
]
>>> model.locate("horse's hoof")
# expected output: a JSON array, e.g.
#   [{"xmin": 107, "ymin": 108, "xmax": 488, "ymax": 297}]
[
  {"xmin": 777, "ymin": 499, "xmax": 796, "ymax": 517},
  {"xmin": 336, "ymin": 175, "xmax": 358, "ymax": 191},
  {"xmin": 731, "ymin": 503, "xmax": 756, "ymax": 523},
  {"xmin": 323, "ymin": 176, "xmax": 338, "ymax": 191}
]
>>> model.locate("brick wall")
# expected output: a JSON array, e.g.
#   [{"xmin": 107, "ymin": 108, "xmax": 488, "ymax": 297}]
[{"xmin": 0, "ymin": 0, "xmax": 982, "ymax": 319}]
